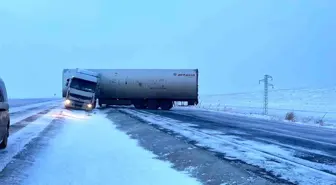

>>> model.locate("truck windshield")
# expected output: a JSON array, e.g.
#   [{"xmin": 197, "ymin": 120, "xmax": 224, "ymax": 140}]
[{"xmin": 69, "ymin": 78, "xmax": 97, "ymax": 93}]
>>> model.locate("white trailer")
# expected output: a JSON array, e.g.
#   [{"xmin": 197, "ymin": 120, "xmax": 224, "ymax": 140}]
[{"xmin": 62, "ymin": 69, "xmax": 199, "ymax": 110}]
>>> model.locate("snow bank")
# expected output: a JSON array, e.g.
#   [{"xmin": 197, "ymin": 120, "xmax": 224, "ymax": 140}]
[
  {"xmin": 193, "ymin": 87, "xmax": 336, "ymax": 128},
  {"xmin": 22, "ymin": 110, "xmax": 201, "ymax": 185}
]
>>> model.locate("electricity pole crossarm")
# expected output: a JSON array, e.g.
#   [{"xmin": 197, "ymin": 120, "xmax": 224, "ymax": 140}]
[{"xmin": 259, "ymin": 75, "xmax": 275, "ymax": 115}]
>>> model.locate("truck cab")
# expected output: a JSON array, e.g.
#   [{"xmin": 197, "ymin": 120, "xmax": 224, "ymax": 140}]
[{"xmin": 64, "ymin": 69, "xmax": 99, "ymax": 110}]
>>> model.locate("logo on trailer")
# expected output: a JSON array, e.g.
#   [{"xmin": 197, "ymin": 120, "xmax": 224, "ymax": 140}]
[{"xmin": 174, "ymin": 73, "xmax": 196, "ymax": 77}]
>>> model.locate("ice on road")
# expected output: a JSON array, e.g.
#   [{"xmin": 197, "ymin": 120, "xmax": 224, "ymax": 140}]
[{"xmin": 22, "ymin": 110, "xmax": 201, "ymax": 185}]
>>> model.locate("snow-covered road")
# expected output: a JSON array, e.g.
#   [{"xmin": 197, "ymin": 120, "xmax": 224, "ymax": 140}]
[
  {"xmin": 118, "ymin": 107, "xmax": 336, "ymax": 185},
  {"xmin": 19, "ymin": 110, "xmax": 201, "ymax": 185},
  {"xmin": 1, "ymin": 100, "xmax": 334, "ymax": 185},
  {"xmin": 0, "ymin": 101, "xmax": 203, "ymax": 185},
  {"xmin": 8, "ymin": 98, "xmax": 59, "ymax": 108}
]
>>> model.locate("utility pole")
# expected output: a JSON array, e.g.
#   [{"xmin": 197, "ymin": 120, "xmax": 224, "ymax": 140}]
[{"xmin": 259, "ymin": 75, "xmax": 274, "ymax": 115}]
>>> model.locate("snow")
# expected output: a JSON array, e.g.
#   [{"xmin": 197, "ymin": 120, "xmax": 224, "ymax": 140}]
[
  {"xmin": 122, "ymin": 109, "xmax": 336, "ymax": 185},
  {"xmin": 10, "ymin": 101, "xmax": 61, "ymax": 125},
  {"xmin": 9, "ymin": 99, "xmax": 62, "ymax": 114},
  {"xmin": 0, "ymin": 108, "xmax": 62, "ymax": 172},
  {"xmin": 190, "ymin": 87, "xmax": 336, "ymax": 128},
  {"xmin": 21, "ymin": 110, "xmax": 201, "ymax": 185},
  {"xmin": 8, "ymin": 98, "xmax": 59, "ymax": 108}
]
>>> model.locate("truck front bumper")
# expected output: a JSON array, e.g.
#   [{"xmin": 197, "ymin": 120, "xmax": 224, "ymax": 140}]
[{"xmin": 64, "ymin": 99, "xmax": 93, "ymax": 110}]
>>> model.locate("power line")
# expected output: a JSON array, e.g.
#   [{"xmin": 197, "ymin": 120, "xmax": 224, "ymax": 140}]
[{"xmin": 259, "ymin": 75, "xmax": 274, "ymax": 115}]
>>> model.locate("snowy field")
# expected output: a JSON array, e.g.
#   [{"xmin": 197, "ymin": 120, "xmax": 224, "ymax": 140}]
[{"xmin": 193, "ymin": 87, "xmax": 336, "ymax": 128}]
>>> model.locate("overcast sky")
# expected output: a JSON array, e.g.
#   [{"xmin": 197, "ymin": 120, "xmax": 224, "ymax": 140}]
[{"xmin": 0, "ymin": 0, "xmax": 335, "ymax": 98}]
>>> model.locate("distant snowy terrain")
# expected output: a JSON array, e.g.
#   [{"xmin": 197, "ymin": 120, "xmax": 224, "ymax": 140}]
[
  {"xmin": 194, "ymin": 87, "xmax": 336, "ymax": 128},
  {"xmin": 8, "ymin": 98, "xmax": 59, "ymax": 108}
]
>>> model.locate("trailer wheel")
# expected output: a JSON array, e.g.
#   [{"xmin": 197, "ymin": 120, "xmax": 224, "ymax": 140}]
[
  {"xmin": 132, "ymin": 99, "xmax": 147, "ymax": 109},
  {"xmin": 147, "ymin": 100, "xmax": 159, "ymax": 110},
  {"xmin": 134, "ymin": 103, "xmax": 146, "ymax": 109},
  {"xmin": 160, "ymin": 100, "xmax": 173, "ymax": 110},
  {"xmin": 98, "ymin": 99, "xmax": 104, "ymax": 108}
]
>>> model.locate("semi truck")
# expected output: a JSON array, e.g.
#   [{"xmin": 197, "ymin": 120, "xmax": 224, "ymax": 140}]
[
  {"xmin": 62, "ymin": 69, "xmax": 199, "ymax": 110},
  {"xmin": 63, "ymin": 69, "xmax": 100, "ymax": 110}
]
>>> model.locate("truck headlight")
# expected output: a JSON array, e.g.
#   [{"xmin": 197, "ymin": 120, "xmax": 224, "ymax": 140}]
[
  {"xmin": 87, "ymin": 104, "xmax": 92, "ymax": 108},
  {"xmin": 64, "ymin": 99, "xmax": 71, "ymax": 105}
]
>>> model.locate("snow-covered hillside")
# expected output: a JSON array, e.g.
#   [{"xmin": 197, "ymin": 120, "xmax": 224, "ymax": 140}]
[{"xmin": 196, "ymin": 87, "xmax": 336, "ymax": 128}]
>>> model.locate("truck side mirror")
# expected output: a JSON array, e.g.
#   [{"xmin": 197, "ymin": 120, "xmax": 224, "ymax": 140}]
[{"xmin": 66, "ymin": 79, "xmax": 70, "ymax": 86}]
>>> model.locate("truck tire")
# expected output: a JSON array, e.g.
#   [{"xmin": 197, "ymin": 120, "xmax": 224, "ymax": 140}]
[
  {"xmin": 98, "ymin": 99, "xmax": 104, "ymax": 108},
  {"xmin": 134, "ymin": 104, "xmax": 143, "ymax": 109},
  {"xmin": 160, "ymin": 100, "xmax": 173, "ymax": 110},
  {"xmin": 147, "ymin": 100, "xmax": 159, "ymax": 110},
  {"xmin": 132, "ymin": 99, "xmax": 147, "ymax": 109},
  {"xmin": 0, "ymin": 123, "xmax": 9, "ymax": 149},
  {"xmin": 134, "ymin": 103, "xmax": 146, "ymax": 109},
  {"xmin": 92, "ymin": 101, "xmax": 96, "ymax": 109}
]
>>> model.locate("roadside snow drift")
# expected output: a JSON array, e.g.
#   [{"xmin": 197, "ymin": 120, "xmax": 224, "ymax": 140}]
[{"xmin": 22, "ymin": 110, "xmax": 201, "ymax": 185}]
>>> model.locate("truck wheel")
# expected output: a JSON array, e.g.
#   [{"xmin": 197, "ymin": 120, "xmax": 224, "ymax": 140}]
[
  {"xmin": 0, "ymin": 123, "xmax": 9, "ymax": 149},
  {"xmin": 160, "ymin": 100, "xmax": 173, "ymax": 110},
  {"xmin": 92, "ymin": 101, "xmax": 96, "ymax": 109},
  {"xmin": 132, "ymin": 100, "xmax": 147, "ymax": 109},
  {"xmin": 134, "ymin": 103, "xmax": 146, "ymax": 109},
  {"xmin": 98, "ymin": 99, "xmax": 104, "ymax": 108},
  {"xmin": 147, "ymin": 100, "xmax": 159, "ymax": 110}
]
